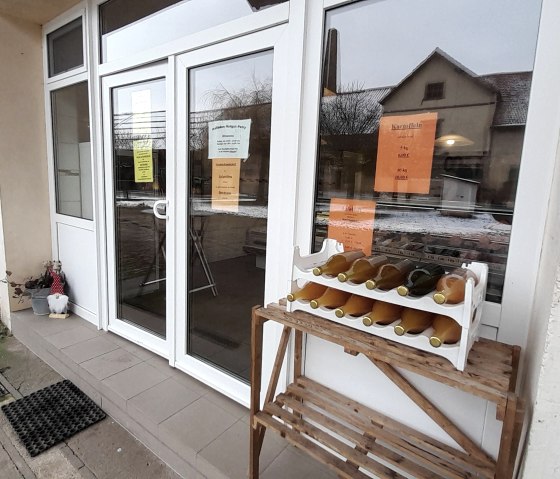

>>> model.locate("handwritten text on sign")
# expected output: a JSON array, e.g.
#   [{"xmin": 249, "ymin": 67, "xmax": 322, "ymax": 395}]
[
  {"xmin": 327, "ymin": 198, "xmax": 376, "ymax": 256},
  {"xmin": 208, "ymin": 120, "xmax": 251, "ymax": 159},
  {"xmin": 374, "ymin": 112, "xmax": 438, "ymax": 194}
]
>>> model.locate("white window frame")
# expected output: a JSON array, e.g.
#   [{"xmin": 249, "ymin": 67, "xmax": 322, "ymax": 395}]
[
  {"xmin": 101, "ymin": 62, "xmax": 173, "ymax": 359},
  {"xmin": 295, "ymin": 0, "xmax": 558, "ymax": 350},
  {"xmin": 174, "ymin": 20, "xmax": 303, "ymax": 405},
  {"xmin": 43, "ymin": 5, "xmax": 88, "ymax": 84}
]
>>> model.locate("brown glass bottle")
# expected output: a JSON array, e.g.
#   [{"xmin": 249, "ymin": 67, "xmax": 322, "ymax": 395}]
[
  {"xmin": 309, "ymin": 288, "xmax": 352, "ymax": 309},
  {"xmin": 312, "ymin": 250, "xmax": 365, "ymax": 277},
  {"xmin": 337, "ymin": 255, "xmax": 389, "ymax": 284},
  {"xmin": 394, "ymin": 308, "xmax": 434, "ymax": 336},
  {"xmin": 362, "ymin": 301, "xmax": 403, "ymax": 327},
  {"xmin": 334, "ymin": 295, "xmax": 375, "ymax": 318},
  {"xmin": 429, "ymin": 315, "xmax": 462, "ymax": 347},
  {"xmin": 397, "ymin": 263, "xmax": 446, "ymax": 297},
  {"xmin": 433, "ymin": 268, "xmax": 479, "ymax": 305},
  {"xmin": 287, "ymin": 282, "xmax": 328, "ymax": 302},
  {"xmin": 365, "ymin": 259, "xmax": 415, "ymax": 290}
]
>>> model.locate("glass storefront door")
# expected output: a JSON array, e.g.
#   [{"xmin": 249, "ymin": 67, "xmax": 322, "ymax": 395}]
[
  {"xmin": 187, "ymin": 51, "xmax": 273, "ymax": 382},
  {"xmin": 103, "ymin": 64, "xmax": 171, "ymax": 357},
  {"xmin": 174, "ymin": 28, "xmax": 285, "ymax": 402}
]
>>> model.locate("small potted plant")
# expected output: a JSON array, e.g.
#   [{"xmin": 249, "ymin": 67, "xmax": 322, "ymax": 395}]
[{"xmin": 2, "ymin": 261, "xmax": 59, "ymax": 315}]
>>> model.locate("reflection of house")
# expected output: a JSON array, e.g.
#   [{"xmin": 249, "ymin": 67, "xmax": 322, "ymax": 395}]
[{"xmin": 319, "ymin": 48, "xmax": 531, "ymax": 210}]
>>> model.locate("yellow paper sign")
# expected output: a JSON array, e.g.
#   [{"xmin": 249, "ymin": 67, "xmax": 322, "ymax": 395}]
[
  {"xmin": 327, "ymin": 198, "xmax": 376, "ymax": 255},
  {"xmin": 212, "ymin": 158, "xmax": 241, "ymax": 212},
  {"xmin": 133, "ymin": 139, "xmax": 154, "ymax": 183},
  {"xmin": 374, "ymin": 112, "xmax": 438, "ymax": 194}
]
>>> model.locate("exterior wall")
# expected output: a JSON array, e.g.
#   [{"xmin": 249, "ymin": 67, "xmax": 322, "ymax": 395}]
[
  {"xmin": 519, "ymin": 122, "xmax": 560, "ymax": 476},
  {"xmin": 0, "ymin": 14, "xmax": 52, "ymax": 327}
]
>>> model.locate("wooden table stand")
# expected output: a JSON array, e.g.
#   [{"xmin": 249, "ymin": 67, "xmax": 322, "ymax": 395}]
[{"xmin": 249, "ymin": 304, "xmax": 524, "ymax": 479}]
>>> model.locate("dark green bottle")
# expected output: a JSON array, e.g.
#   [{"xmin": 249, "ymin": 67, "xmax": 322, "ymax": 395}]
[{"xmin": 397, "ymin": 263, "xmax": 446, "ymax": 297}]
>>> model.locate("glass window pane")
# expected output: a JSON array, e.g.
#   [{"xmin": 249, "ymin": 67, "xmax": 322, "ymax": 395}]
[
  {"xmin": 100, "ymin": 0, "xmax": 288, "ymax": 63},
  {"xmin": 313, "ymin": 0, "xmax": 542, "ymax": 303},
  {"xmin": 112, "ymin": 79, "xmax": 167, "ymax": 337},
  {"xmin": 51, "ymin": 82, "xmax": 92, "ymax": 220},
  {"xmin": 188, "ymin": 51, "xmax": 273, "ymax": 382},
  {"xmin": 99, "ymin": 0, "xmax": 182, "ymax": 35},
  {"xmin": 47, "ymin": 17, "xmax": 84, "ymax": 77}
]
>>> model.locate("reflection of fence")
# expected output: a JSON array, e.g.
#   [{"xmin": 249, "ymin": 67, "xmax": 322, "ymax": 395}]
[{"xmin": 113, "ymin": 110, "xmax": 166, "ymax": 150}]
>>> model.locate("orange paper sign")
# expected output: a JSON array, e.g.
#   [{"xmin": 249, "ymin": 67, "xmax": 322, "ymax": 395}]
[
  {"xmin": 374, "ymin": 112, "xmax": 438, "ymax": 194},
  {"xmin": 327, "ymin": 199, "xmax": 376, "ymax": 255},
  {"xmin": 212, "ymin": 158, "xmax": 241, "ymax": 212}
]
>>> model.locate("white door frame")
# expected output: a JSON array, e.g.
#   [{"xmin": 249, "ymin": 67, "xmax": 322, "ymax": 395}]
[
  {"xmin": 101, "ymin": 61, "xmax": 175, "ymax": 359},
  {"xmin": 174, "ymin": 24, "xmax": 294, "ymax": 405}
]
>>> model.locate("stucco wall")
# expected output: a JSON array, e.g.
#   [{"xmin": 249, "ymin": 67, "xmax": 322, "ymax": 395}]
[
  {"xmin": 0, "ymin": 14, "xmax": 52, "ymax": 328},
  {"xmin": 521, "ymin": 266, "xmax": 560, "ymax": 477}
]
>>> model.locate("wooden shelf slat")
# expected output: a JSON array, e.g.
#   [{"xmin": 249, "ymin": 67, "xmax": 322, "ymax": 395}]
[
  {"xmin": 288, "ymin": 378, "xmax": 495, "ymax": 478},
  {"xmin": 260, "ymin": 304, "xmax": 514, "ymax": 406},
  {"xmin": 255, "ymin": 411, "xmax": 376, "ymax": 479},
  {"xmin": 250, "ymin": 305, "xmax": 522, "ymax": 479},
  {"xmin": 274, "ymin": 394, "xmax": 461, "ymax": 479}
]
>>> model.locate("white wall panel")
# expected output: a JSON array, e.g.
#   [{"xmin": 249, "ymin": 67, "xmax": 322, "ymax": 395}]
[{"xmin": 57, "ymin": 222, "xmax": 97, "ymax": 321}]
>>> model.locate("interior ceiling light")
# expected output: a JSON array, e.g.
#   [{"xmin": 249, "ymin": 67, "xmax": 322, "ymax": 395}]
[{"xmin": 434, "ymin": 134, "xmax": 474, "ymax": 147}]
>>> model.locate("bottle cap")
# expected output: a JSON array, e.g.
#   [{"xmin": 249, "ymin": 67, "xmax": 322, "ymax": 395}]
[
  {"xmin": 286, "ymin": 293, "xmax": 295, "ymax": 302},
  {"xmin": 365, "ymin": 279, "xmax": 376, "ymax": 290},
  {"xmin": 334, "ymin": 308, "xmax": 345, "ymax": 318},
  {"xmin": 394, "ymin": 325, "xmax": 405, "ymax": 336},
  {"xmin": 433, "ymin": 293, "xmax": 446, "ymax": 304},
  {"xmin": 397, "ymin": 286, "xmax": 409, "ymax": 296},
  {"xmin": 429, "ymin": 336, "xmax": 442, "ymax": 348},
  {"xmin": 310, "ymin": 300, "xmax": 319, "ymax": 309},
  {"xmin": 312, "ymin": 267, "xmax": 322, "ymax": 276},
  {"xmin": 337, "ymin": 272, "xmax": 348, "ymax": 282},
  {"xmin": 362, "ymin": 316, "xmax": 373, "ymax": 327}
]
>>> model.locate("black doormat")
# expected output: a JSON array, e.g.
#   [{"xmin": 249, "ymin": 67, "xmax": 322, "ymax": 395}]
[{"xmin": 1, "ymin": 380, "xmax": 105, "ymax": 457}]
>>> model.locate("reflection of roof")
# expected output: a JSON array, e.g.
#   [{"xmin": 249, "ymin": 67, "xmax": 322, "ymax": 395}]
[
  {"xmin": 480, "ymin": 72, "xmax": 532, "ymax": 126},
  {"xmin": 321, "ymin": 52, "xmax": 531, "ymax": 136},
  {"xmin": 380, "ymin": 47, "xmax": 497, "ymax": 105}
]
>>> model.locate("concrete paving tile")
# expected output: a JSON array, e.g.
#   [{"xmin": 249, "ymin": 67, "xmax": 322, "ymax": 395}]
[
  {"xmin": 159, "ymin": 397, "xmax": 238, "ymax": 459},
  {"xmin": 80, "ymin": 348, "xmax": 142, "ymax": 380},
  {"xmin": 260, "ymin": 445, "xmax": 339, "ymax": 479},
  {"xmin": 105, "ymin": 333, "xmax": 157, "ymax": 361},
  {"xmin": 66, "ymin": 418, "xmax": 181, "ymax": 479},
  {"xmin": 61, "ymin": 336, "xmax": 120, "ymax": 364},
  {"xmin": 0, "ymin": 336, "xmax": 63, "ymax": 396},
  {"xmin": 197, "ymin": 419, "xmax": 286, "ymax": 479},
  {"xmin": 27, "ymin": 315, "xmax": 83, "ymax": 336},
  {"xmin": 102, "ymin": 362, "xmax": 168, "ymax": 402},
  {"xmin": 169, "ymin": 370, "xmax": 213, "ymax": 396},
  {"xmin": 145, "ymin": 355, "xmax": 174, "ymax": 378},
  {"xmin": 204, "ymin": 389, "xmax": 249, "ymax": 422},
  {"xmin": 128, "ymin": 377, "xmax": 200, "ymax": 430},
  {"xmin": 45, "ymin": 324, "xmax": 100, "ymax": 349}
]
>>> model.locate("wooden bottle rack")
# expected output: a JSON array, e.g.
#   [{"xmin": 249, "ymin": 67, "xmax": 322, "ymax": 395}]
[
  {"xmin": 250, "ymin": 304, "xmax": 524, "ymax": 479},
  {"xmin": 287, "ymin": 239, "xmax": 488, "ymax": 371}
]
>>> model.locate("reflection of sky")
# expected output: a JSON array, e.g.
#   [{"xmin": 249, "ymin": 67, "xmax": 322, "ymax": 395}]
[
  {"xmin": 104, "ymin": 0, "xmax": 254, "ymax": 62},
  {"xmin": 190, "ymin": 51, "xmax": 273, "ymax": 112},
  {"xmin": 327, "ymin": 0, "xmax": 542, "ymax": 88},
  {"xmin": 114, "ymin": 79, "xmax": 166, "ymax": 114}
]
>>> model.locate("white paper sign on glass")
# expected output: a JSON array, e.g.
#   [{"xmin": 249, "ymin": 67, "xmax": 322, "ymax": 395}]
[{"xmin": 208, "ymin": 119, "xmax": 251, "ymax": 159}]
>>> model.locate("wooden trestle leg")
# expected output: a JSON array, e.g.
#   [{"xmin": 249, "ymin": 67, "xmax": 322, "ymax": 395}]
[
  {"xmin": 250, "ymin": 308, "xmax": 293, "ymax": 479},
  {"xmin": 250, "ymin": 306, "xmax": 265, "ymax": 479}
]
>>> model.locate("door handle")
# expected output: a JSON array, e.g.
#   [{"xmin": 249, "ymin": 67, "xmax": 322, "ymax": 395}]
[{"xmin": 153, "ymin": 199, "xmax": 169, "ymax": 219}]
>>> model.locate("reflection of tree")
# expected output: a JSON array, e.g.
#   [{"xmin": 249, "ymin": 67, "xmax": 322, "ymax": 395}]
[
  {"xmin": 112, "ymin": 111, "xmax": 166, "ymax": 198},
  {"xmin": 189, "ymin": 76, "xmax": 272, "ymax": 204},
  {"xmin": 320, "ymin": 83, "xmax": 383, "ymax": 136}
]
